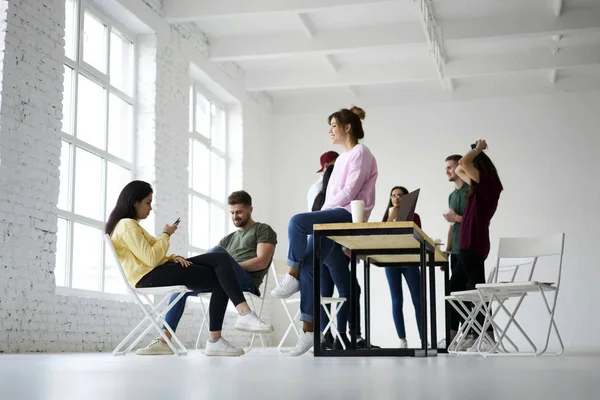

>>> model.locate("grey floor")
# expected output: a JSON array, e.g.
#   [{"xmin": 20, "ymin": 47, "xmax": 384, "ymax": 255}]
[{"xmin": 0, "ymin": 349, "xmax": 599, "ymax": 400}]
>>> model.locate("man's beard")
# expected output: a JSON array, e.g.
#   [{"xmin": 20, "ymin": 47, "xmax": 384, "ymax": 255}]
[{"xmin": 234, "ymin": 217, "xmax": 248, "ymax": 227}]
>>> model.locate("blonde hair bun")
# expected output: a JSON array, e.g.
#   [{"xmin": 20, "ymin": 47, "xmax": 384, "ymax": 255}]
[{"xmin": 349, "ymin": 105, "xmax": 366, "ymax": 121}]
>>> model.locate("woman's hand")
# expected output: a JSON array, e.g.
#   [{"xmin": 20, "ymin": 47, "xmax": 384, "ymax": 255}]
[
  {"xmin": 475, "ymin": 139, "xmax": 488, "ymax": 152},
  {"xmin": 174, "ymin": 256, "xmax": 192, "ymax": 267},
  {"xmin": 163, "ymin": 222, "xmax": 179, "ymax": 236}
]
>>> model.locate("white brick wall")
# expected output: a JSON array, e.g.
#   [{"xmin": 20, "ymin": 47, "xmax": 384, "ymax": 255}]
[{"xmin": 0, "ymin": 0, "xmax": 276, "ymax": 353}]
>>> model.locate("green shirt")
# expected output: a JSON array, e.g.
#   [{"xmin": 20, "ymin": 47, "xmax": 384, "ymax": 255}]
[
  {"xmin": 218, "ymin": 222, "xmax": 277, "ymax": 289},
  {"xmin": 448, "ymin": 183, "xmax": 470, "ymax": 254}
]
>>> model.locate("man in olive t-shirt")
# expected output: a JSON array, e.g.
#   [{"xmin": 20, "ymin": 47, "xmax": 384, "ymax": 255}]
[
  {"xmin": 443, "ymin": 155, "xmax": 469, "ymax": 272},
  {"xmin": 136, "ymin": 191, "xmax": 276, "ymax": 355}
]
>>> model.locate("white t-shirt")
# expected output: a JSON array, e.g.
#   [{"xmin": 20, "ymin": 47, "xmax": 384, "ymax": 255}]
[{"xmin": 306, "ymin": 176, "xmax": 323, "ymax": 211}]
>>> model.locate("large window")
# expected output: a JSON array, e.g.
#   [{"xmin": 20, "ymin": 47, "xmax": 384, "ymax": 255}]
[
  {"xmin": 188, "ymin": 86, "xmax": 228, "ymax": 255},
  {"xmin": 57, "ymin": 0, "xmax": 136, "ymax": 293}
]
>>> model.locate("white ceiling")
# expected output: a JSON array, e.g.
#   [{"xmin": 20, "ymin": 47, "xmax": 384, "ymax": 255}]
[{"xmin": 162, "ymin": 0, "xmax": 600, "ymax": 112}]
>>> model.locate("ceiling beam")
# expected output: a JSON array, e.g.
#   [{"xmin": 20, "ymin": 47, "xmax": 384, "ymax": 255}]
[
  {"xmin": 298, "ymin": 13, "xmax": 317, "ymax": 38},
  {"xmin": 552, "ymin": 0, "xmax": 564, "ymax": 17},
  {"xmin": 209, "ymin": 7, "xmax": 600, "ymax": 62},
  {"xmin": 245, "ymin": 45, "xmax": 600, "ymax": 91},
  {"xmin": 163, "ymin": 0, "xmax": 391, "ymax": 21},
  {"xmin": 325, "ymin": 55, "xmax": 340, "ymax": 72},
  {"xmin": 210, "ymin": 24, "xmax": 424, "ymax": 62}
]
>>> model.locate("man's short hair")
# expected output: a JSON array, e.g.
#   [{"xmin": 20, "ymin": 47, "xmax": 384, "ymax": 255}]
[
  {"xmin": 228, "ymin": 190, "xmax": 252, "ymax": 207},
  {"xmin": 445, "ymin": 154, "xmax": 462, "ymax": 163}
]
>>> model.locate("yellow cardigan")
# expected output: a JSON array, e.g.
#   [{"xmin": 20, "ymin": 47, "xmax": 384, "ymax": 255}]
[{"xmin": 110, "ymin": 218, "xmax": 178, "ymax": 286}]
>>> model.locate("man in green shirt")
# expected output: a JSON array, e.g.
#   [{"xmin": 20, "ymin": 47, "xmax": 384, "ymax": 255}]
[
  {"xmin": 443, "ymin": 154, "xmax": 469, "ymax": 272},
  {"xmin": 136, "ymin": 190, "xmax": 277, "ymax": 355}
]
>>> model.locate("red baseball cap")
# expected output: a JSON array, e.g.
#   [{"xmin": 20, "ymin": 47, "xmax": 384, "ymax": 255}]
[{"xmin": 316, "ymin": 151, "xmax": 339, "ymax": 173}]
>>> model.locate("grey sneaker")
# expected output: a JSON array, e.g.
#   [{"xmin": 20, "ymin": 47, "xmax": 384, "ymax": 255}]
[{"xmin": 135, "ymin": 338, "xmax": 174, "ymax": 355}]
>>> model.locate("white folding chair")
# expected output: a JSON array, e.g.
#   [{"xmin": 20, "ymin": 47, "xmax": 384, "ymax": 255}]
[
  {"xmin": 104, "ymin": 234, "xmax": 192, "ymax": 356},
  {"xmin": 445, "ymin": 260, "xmax": 530, "ymax": 355},
  {"xmin": 195, "ymin": 261, "xmax": 272, "ymax": 353},
  {"xmin": 270, "ymin": 260, "xmax": 347, "ymax": 352},
  {"xmin": 474, "ymin": 233, "xmax": 565, "ymax": 357}
]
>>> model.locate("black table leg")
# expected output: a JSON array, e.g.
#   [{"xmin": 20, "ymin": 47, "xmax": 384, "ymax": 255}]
[
  {"xmin": 420, "ymin": 240, "xmax": 428, "ymax": 356},
  {"xmin": 428, "ymin": 247, "xmax": 437, "ymax": 350},
  {"xmin": 349, "ymin": 251, "xmax": 358, "ymax": 350},
  {"xmin": 313, "ymin": 233, "xmax": 322, "ymax": 356},
  {"xmin": 445, "ymin": 264, "xmax": 450, "ymax": 351},
  {"xmin": 365, "ymin": 258, "xmax": 371, "ymax": 350}
]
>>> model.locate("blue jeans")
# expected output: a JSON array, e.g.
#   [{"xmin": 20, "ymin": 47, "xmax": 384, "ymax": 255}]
[
  {"xmin": 385, "ymin": 267, "xmax": 422, "ymax": 340},
  {"xmin": 163, "ymin": 246, "xmax": 256, "ymax": 332},
  {"xmin": 286, "ymin": 208, "xmax": 353, "ymax": 323}
]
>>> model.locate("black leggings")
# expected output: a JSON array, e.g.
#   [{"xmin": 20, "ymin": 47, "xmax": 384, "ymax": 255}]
[
  {"xmin": 449, "ymin": 249, "xmax": 490, "ymax": 333},
  {"xmin": 136, "ymin": 252, "xmax": 246, "ymax": 331}
]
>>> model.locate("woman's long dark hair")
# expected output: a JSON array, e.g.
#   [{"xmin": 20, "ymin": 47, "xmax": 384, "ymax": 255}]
[
  {"xmin": 105, "ymin": 180, "xmax": 153, "ymax": 235},
  {"xmin": 468, "ymin": 152, "xmax": 501, "ymax": 198},
  {"xmin": 382, "ymin": 186, "xmax": 408, "ymax": 222},
  {"xmin": 311, "ymin": 165, "xmax": 335, "ymax": 212}
]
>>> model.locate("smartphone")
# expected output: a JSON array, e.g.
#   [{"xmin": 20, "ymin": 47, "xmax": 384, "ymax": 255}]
[{"xmin": 174, "ymin": 218, "xmax": 181, "ymax": 225}]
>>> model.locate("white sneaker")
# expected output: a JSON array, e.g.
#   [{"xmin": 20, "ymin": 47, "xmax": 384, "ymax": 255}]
[
  {"xmin": 204, "ymin": 338, "xmax": 244, "ymax": 357},
  {"xmin": 290, "ymin": 332, "xmax": 314, "ymax": 357},
  {"xmin": 135, "ymin": 338, "xmax": 174, "ymax": 355},
  {"xmin": 234, "ymin": 311, "xmax": 274, "ymax": 333},
  {"xmin": 456, "ymin": 335, "xmax": 476, "ymax": 352},
  {"xmin": 270, "ymin": 274, "xmax": 300, "ymax": 299},
  {"xmin": 399, "ymin": 340, "xmax": 408, "ymax": 349}
]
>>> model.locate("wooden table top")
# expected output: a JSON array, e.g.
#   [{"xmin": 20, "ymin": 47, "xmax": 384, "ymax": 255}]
[{"xmin": 313, "ymin": 221, "xmax": 448, "ymax": 265}]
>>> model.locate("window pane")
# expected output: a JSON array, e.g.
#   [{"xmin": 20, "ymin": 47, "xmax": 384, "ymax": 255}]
[
  {"xmin": 210, "ymin": 152, "xmax": 225, "ymax": 201},
  {"xmin": 191, "ymin": 196, "xmax": 209, "ymax": 249},
  {"xmin": 74, "ymin": 148, "xmax": 103, "ymax": 220},
  {"xmin": 188, "ymin": 138, "xmax": 193, "ymax": 188},
  {"xmin": 210, "ymin": 204, "xmax": 225, "ymax": 245},
  {"xmin": 76, "ymin": 75, "xmax": 106, "ymax": 149},
  {"xmin": 72, "ymin": 223, "xmax": 102, "ymax": 291},
  {"xmin": 104, "ymin": 245, "xmax": 127, "ymax": 294},
  {"xmin": 107, "ymin": 94, "xmax": 133, "ymax": 161},
  {"xmin": 62, "ymin": 66, "xmax": 74, "ymax": 134},
  {"xmin": 192, "ymin": 140, "xmax": 209, "ymax": 195},
  {"xmin": 58, "ymin": 141, "xmax": 71, "ymax": 211},
  {"xmin": 83, "ymin": 11, "xmax": 107, "ymax": 73},
  {"xmin": 194, "ymin": 93, "xmax": 210, "ymax": 138},
  {"xmin": 110, "ymin": 30, "xmax": 134, "ymax": 96},
  {"xmin": 106, "ymin": 162, "xmax": 131, "ymax": 219},
  {"xmin": 64, "ymin": 0, "xmax": 77, "ymax": 60},
  {"xmin": 212, "ymin": 106, "xmax": 226, "ymax": 152},
  {"xmin": 189, "ymin": 86, "xmax": 193, "ymax": 132},
  {"xmin": 55, "ymin": 218, "xmax": 68, "ymax": 287}
]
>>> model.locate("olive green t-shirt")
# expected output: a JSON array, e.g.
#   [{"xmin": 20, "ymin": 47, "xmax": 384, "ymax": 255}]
[
  {"xmin": 218, "ymin": 222, "xmax": 277, "ymax": 289},
  {"xmin": 448, "ymin": 183, "xmax": 470, "ymax": 254}
]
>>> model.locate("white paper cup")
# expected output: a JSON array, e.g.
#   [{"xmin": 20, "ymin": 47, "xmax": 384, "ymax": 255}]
[{"xmin": 350, "ymin": 200, "xmax": 365, "ymax": 223}]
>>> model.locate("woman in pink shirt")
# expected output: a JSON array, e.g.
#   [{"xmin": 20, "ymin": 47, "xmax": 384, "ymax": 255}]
[{"xmin": 271, "ymin": 106, "xmax": 378, "ymax": 356}]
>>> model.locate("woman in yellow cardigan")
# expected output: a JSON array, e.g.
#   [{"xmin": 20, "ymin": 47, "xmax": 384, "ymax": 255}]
[{"xmin": 107, "ymin": 181, "xmax": 273, "ymax": 356}]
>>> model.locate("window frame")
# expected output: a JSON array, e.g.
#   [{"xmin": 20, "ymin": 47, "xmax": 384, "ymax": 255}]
[
  {"xmin": 58, "ymin": 0, "xmax": 138, "ymax": 293},
  {"xmin": 188, "ymin": 83, "xmax": 229, "ymax": 256}
]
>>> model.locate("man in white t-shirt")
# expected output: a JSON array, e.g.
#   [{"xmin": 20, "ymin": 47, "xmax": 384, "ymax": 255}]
[{"xmin": 306, "ymin": 151, "xmax": 339, "ymax": 211}]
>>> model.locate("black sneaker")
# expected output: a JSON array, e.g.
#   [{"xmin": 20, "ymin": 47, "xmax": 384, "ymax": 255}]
[
  {"xmin": 334, "ymin": 335, "xmax": 350, "ymax": 350},
  {"xmin": 321, "ymin": 331, "xmax": 334, "ymax": 350},
  {"xmin": 357, "ymin": 338, "xmax": 380, "ymax": 349}
]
